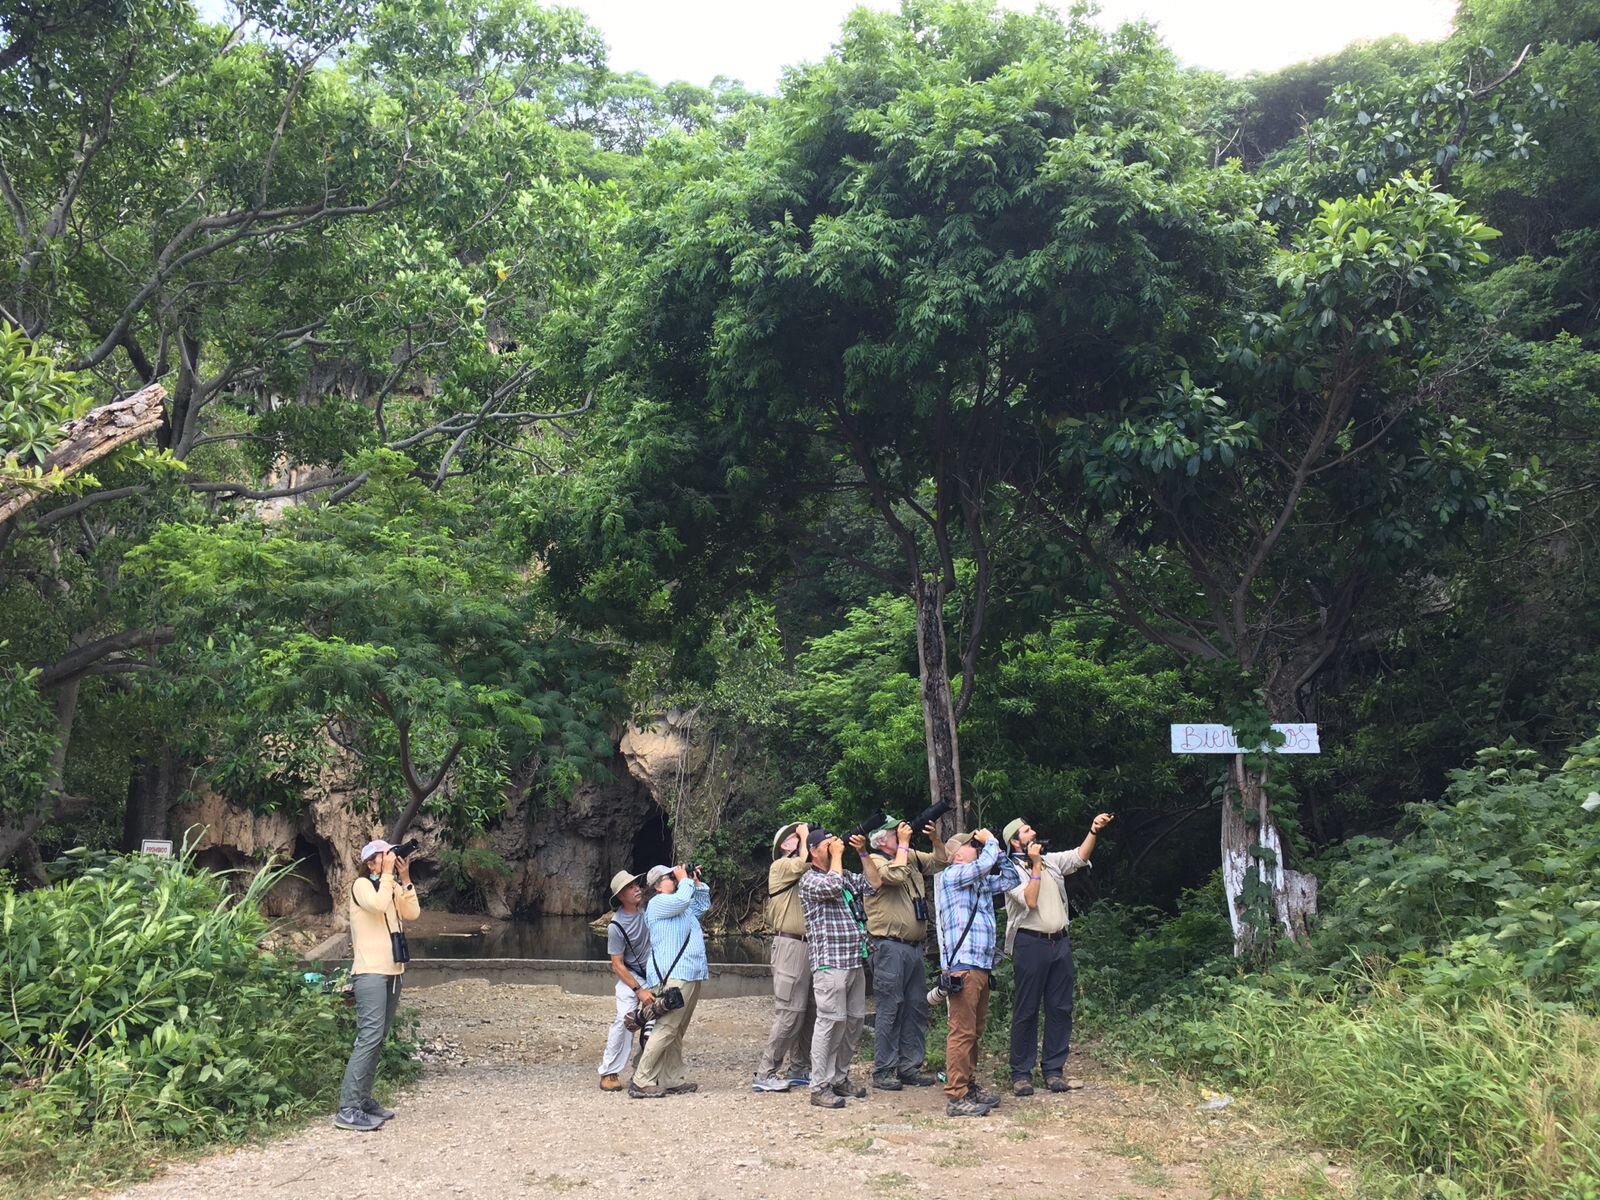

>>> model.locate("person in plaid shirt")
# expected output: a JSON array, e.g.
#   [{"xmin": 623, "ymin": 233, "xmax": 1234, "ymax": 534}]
[
  {"xmin": 934, "ymin": 829, "xmax": 1025, "ymax": 1117},
  {"xmin": 798, "ymin": 828, "xmax": 883, "ymax": 1108}
]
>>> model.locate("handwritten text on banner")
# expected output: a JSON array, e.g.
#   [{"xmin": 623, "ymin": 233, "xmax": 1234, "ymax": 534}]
[{"xmin": 1169, "ymin": 724, "xmax": 1320, "ymax": 754}]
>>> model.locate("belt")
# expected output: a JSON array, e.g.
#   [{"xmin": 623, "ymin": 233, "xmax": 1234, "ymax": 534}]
[
  {"xmin": 874, "ymin": 935, "xmax": 923, "ymax": 947},
  {"xmin": 1016, "ymin": 927, "xmax": 1068, "ymax": 942},
  {"xmin": 774, "ymin": 931, "xmax": 807, "ymax": 942}
]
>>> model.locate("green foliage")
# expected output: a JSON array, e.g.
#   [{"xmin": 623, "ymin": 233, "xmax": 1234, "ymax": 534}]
[
  {"xmin": 0, "ymin": 324, "xmax": 89, "ymax": 490},
  {"xmin": 434, "ymin": 846, "xmax": 513, "ymax": 911},
  {"xmin": 0, "ymin": 848, "xmax": 418, "ymax": 1192},
  {"xmin": 0, "ymin": 653, "xmax": 55, "ymax": 819}
]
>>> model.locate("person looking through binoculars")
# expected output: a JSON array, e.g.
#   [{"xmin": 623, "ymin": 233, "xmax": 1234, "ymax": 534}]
[
  {"xmin": 861, "ymin": 817, "xmax": 946, "ymax": 1091},
  {"xmin": 628, "ymin": 863, "xmax": 711, "ymax": 1098},
  {"xmin": 334, "ymin": 837, "xmax": 421, "ymax": 1132},
  {"xmin": 932, "ymin": 829, "xmax": 1025, "ymax": 1117},
  {"xmin": 753, "ymin": 821, "xmax": 815, "ymax": 1093},
  {"xmin": 598, "ymin": 870, "xmax": 653, "ymax": 1092},
  {"xmin": 1001, "ymin": 813, "xmax": 1113, "ymax": 1097},
  {"xmin": 797, "ymin": 829, "xmax": 884, "ymax": 1108}
]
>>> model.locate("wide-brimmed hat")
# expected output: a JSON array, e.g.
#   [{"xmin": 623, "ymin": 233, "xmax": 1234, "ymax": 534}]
[
  {"xmin": 608, "ymin": 870, "xmax": 644, "ymax": 902},
  {"xmin": 772, "ymin": 822, "xmax": 802, "ymax": 858},
  {"xmin": 1003, "ymin": 818, "xmax": 1026, "ymax": 846}
]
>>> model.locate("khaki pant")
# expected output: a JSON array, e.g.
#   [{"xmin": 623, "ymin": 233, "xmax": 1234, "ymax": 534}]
[
  {"xmin": 631, "ymin": 978, "xmax": 701, "ymax": 1090},
  {"xmin": 757, "ymin": 935, "xmax": 815, "ymax": 1078},
  {"xmin": 942, "ymin": 968, "xmax": 991, "ymax": 1100},
  {"xmin": 809, "ymin": 964, "xmax": 866, "ymax": 1092}
]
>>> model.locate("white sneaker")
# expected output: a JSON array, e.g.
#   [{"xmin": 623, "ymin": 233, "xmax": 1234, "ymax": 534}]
[{"xmin": 751, "ymin": 1074, "xmax": 792, "ymax": 1093}]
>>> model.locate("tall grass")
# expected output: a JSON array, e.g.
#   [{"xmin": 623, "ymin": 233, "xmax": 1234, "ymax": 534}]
[{"xmin": 0, "ymin": 849, "xmax": 417, "ymax": 1196}]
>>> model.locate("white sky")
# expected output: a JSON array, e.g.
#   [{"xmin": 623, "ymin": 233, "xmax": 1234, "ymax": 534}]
[
  {"xmin": 194, "ymin": 0, "xmax": 1459, "ymax": 85},
  {"xmin": 571, "ymin": 0, "xmax": 1458, "ymax": 87}
]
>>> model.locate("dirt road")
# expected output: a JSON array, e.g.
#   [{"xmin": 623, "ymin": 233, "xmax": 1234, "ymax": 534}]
[{"xmin": 110, "ymin": 979, "xmax": 1342, "ymax": 1200}]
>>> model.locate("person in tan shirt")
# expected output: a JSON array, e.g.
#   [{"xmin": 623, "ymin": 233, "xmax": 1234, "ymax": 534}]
[
  {"xmin": 862, "ymin": 817, "xmax": 945, "ymax": 1090},
  {"xmin": 753, "ymin": 821, "xmax": 815, "ymax": 1092},
  {"xmin": 335, "ymin": 838, "xmax": 421, "ymax": 1131},
  {"xmin": 1001, "ymin": 813, "xmax": 1112, "ymax": 1096}
]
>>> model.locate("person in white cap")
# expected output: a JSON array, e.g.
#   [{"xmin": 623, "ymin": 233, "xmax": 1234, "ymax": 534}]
[
  {"xmin": 598, "ymin": 869, "xmax": 653, "ymax": 1091},
  {"xmin": 629, "ymin": 863, "xmax": 711, "ymax": 1098},
  {"xmin": 335, "ymin": 838, "xmax": 420, "ymax": 1131},
  {"xmin": 752, "ymin": 820, "xmax": 813, "ymax": 1093}
]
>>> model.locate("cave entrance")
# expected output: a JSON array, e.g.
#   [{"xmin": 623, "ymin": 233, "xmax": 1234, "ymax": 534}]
[{"xmin": 631, "ymin": 807, "xmax": 673, "ymax": 872}]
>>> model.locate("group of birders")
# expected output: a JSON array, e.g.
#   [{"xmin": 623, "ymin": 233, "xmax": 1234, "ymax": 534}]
[{"xmin": 331, "ymin": 812, "xmax": 1111, "ymax": 1130}]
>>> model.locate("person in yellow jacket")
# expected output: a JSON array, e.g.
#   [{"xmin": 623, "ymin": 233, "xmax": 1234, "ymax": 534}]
[{"xmin": 335, "ymin": 838, "xmax": 421, "ymax": 1132}]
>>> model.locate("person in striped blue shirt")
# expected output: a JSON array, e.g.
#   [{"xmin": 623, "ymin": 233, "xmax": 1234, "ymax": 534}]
[{"xmin": 629, "ymin": 864, "xmax": 711, "ymax": 1098}]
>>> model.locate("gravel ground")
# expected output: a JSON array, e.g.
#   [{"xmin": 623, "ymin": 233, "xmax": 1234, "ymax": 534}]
[{"xmin": 109, "ymin": 979, "xmax": 1346, "ymax": 1200}]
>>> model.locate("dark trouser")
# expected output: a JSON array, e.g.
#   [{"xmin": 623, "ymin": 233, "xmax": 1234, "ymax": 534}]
[
  {"xmin": 340, "ymin": 972, "xmax": 402, "ymax": 1110},
  {"xmin": 870, "ymin": 937, "xmax": 929, "ymax": 1078},
  {"xmin": 1008, "ymin": 931, "xmax": 1075, "ymax": 1081}
]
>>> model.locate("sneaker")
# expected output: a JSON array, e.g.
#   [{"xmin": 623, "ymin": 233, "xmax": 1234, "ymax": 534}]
[
  {"xmin": 333, "ymin": 1106, "xmax": 384, "ymax": 1132},
  {"xmin": 946, "ymin": 1096, "xmax": 992, "ymax": 1117},
  {"xmin": 360, "ymin": 1098, "xmax": 395, "ymax": 1120},
  {"xmin": 786, "ymin": 1072, "xmax": 810, "ymax": 1087},
  {"xmin": 664, "ymin": 1082, "xmax": 699, "ymax": 1095},
  {"xmin": 871, "ymin": 1072, "xmax": 903, "ymax": 1091},
  {"xmin": 628, "ymin": 1080, "xmax": 666, "ymax": 1099},
  {"xmin": 600, "ymin": 1074, "xmax": 622, "ymax": 1092},
  {"xmin": 1012, "ymin": 1078, "xmax": 1035, "ymax": 1097},
  {"xmin": 966, "ymin": 1083, "xmax": 1001, "ymax": 1107},
  {"xmin": 752, "ymin": 1074, "xmax": 792, "ymax": 1093},
  {"xmin": 832, "ymin": 1078, "xmax": 867, "ymax": 1099},
  {"xmin": 810, "ymin": 1089, "xmax": 846, "ymax": 1109},
  {"xmin": 898, "ymin": 1068, "xmax": 938, "ymax": 1087}
]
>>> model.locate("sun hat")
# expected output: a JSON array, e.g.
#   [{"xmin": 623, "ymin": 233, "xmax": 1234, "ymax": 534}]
[
  {"xmin": 1002, "ymin": 818, "xmax": 1026, "ymax": 846},
  {"xmin": 772, "ymin": 822, "xmax": 802, "ymax": 858},
  {"xmin": 358, "ymin": 838, "xmax": 394, "ymax": 864},
  {"xmin": 609, "ymin": 870, "xmax": 644, "ymax": 902}
]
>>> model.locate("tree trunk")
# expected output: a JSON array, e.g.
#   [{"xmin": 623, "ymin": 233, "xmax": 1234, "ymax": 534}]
[
  {"xmin": 912, "ymin": 574, "xmax": 965, "ymax": 830},
  {"xmin": 0, "ymin": 678, "xmax": 81, "ymax": 866},
  {"xmin": 0, "ymin": 384, "xmax": 166, "ymax": 524},
  {"xmin": 1220, "ymin": 753, "xmax": 1317, "ymax": 956},
  {"xmin": 121, "ymin": 748, "xmax": 177, "ymax": 851}
]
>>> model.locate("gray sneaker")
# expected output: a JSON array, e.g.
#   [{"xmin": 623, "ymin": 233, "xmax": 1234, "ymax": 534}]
[
  {"xmin": 946, "ymin": 1096, "xmax": 993, "ymax": 1117},
  {"xmin": 360, "ymin": 1098, "xmax": 395, "ymax": 1120},
  {"xmin": 752, "ymin": 1074, "xmax": 791, "ymax": 1093},
  {"xmin": 333, "ymin": 1106, "xmax": 384, "ymax": 1131}
]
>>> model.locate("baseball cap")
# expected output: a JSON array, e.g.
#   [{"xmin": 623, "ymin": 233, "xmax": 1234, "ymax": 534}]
[
  {"xmin": 1003, "ymin": 818, "xmax": 1025, "ymax": 845},
  {"xmin": 358, "ymin": 839, "xmax": 394, "ymax": 863},
  {"xmin": 873, "ymin": 816, "xmax": 901, "ymax": 837},
  {"xmin": 943, "ymin": 831, "xmax": 977, "ymax": 857},
  {"xmin": 645, "ymin": 864, "xmax": 675, "ymax": 888},
  {"xmin": 806, "ymin": 829, "xmax": 833, "ymax": 850}
]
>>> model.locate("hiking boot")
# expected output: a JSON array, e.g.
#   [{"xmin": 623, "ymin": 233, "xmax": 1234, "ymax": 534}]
[
  {"xmin": 360, "ymin": 1098, "xmax": 395, "ymax": 1120},
  {"xmin": 1045, "ymin": 1075, "xmax": 1084, "ymax": 1092},
  {"xmin": 333, "ymin": 1107, "xmax": 384, "ymax": 1132},
  {"xmin": 752, "ymin": 1074, "xmax": 791, "ymax": 1093},
  {"xmin": 898, "ymin": 1069, "xmax": 938, "ymax": 1087},
  {"xmin": 628, "ymin": 1080, "xmax": 666, "ymax": 1099},
  {"xmin": 1012, "ymin": 1078, "xmax": 1035, "ymax": 1097},
  {"xmin": 665, "ymin": 1081, "xmax": 699, "ymax": 1095},
  {"xmin": 946, "ymin": 1096, "xmax": 993, "ymax": 1117},
  {"xmin": 599, "ymin": 1074, "xmax": 622, "ymax": 1092},
  {"xmin": 966, "ymin": 1083, "xmax": 1000, "ymax": 1107},
  {"xmin": 832, "ymin": 1078, "xmax": 867, "ymax": 1099},
  {"xmin": 810, "ymin": 1089, "xmax": 846, "ymax": 1109},
  {"xmin": 871, "ymin": 1072, "xmax": 903, "ymax": 1091}
]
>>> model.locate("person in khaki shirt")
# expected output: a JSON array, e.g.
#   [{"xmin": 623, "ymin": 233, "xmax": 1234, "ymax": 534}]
[
  {"xmin": 1001, "ymin": 813, "xmax": 1113, "ymax": 1096},
  {"xmin": 753, "ymin": 821, "xmax": 815, "ymax": 1092},
  {"xmin": 860, "ymin": 816, "xmax": 945, "ymax": 1091},
  {"xmin": 336, "ymin": 837, "xmax": 421, "ymax": 1132}
]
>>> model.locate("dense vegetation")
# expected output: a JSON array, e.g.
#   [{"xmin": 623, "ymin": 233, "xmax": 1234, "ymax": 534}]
[{"xmin": 2, "ymin": 0, "xmax": 1598, "ymax": 1193}]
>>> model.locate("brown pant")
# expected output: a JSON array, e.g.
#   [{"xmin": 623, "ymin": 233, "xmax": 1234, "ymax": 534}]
[{"xmin": 942, "ymin": 968, "xmax": 991, "ymax": 1100}]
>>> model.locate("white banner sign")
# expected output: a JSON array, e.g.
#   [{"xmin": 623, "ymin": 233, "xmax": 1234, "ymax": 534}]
[
  {"xmin": 1169, "ymin": 723, "xmax": 1320, "ymax": 755},
  {"xmin": 140, "ymin": 838, "xmax": 174, "ymax": 857}
]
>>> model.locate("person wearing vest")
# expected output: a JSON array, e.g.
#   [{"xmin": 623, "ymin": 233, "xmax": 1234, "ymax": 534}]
[
  {"xmin": 797, "ymin": 828, "xmax": 883, "ymax": 1108},
  {"xmin": 1001, "ymin": 813, "xmax": 1113, "ymax": 1096},
  {"xmin": 598, "ymin": 869, "xmax": 653, "ymax": 1092},
  {"xmin": 862, "ymin": 816, "xmax": 946, "ymax": 1091},
  {"xmin": 629, "ymin": 863, "xmax": 711, "ymax": 1098},
  {"xmin": 753, "ymin": 820, "xmax": 815, "ymax": 1093},
  {"xmin": 334, "ymin": 837, "xmax": 420, "ymax": 1132}
]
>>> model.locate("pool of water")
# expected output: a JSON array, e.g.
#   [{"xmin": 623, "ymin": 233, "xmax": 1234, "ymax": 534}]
[{"xmin": 409, "ymin": 914, "xmax": 770, "ymax": 964}]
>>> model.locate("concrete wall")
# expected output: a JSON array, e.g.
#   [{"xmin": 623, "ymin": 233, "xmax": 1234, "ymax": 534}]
[{"xmin": 399, "ymin": 957, "xmax": 772, "ymax": 997}]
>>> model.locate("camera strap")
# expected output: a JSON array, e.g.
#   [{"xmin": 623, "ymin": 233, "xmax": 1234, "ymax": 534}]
[
  {"xmin": 352, "ymin": 878, "xmax": 403, "ymax": 934},
  {"xmin": 612, "ymin": 915, "xmax": 646, "ymax": 979},
  {"xmin": 767, "ymin": 877, "xmax": 801, "ymax": 899},
  {"xmin": 650, "ymin": 928, "xmax": 692, "ymax": 988},
  {"xmin": 941, "ymin": 886, "xmax": 983, "ymax": 971}
]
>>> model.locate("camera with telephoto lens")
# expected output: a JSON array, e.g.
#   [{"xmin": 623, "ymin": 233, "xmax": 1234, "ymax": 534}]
[
  {"xmin": 623, "ymin": 985, "xmax": 685, "ymax": 1031},
  {"xmin": 910, "ymin": 798, "xmax": 953, "ymax": 831},
  {"xmin": 927, "ymin": 970, "xmax": 966, "ymax": 1006},
  {"xmin": 841, "ymin": 809, "xmax": 888, "ymax": 845},
  {"xmin": 392, "ymin": 837, "xmax": 421, "ymax": 861}
]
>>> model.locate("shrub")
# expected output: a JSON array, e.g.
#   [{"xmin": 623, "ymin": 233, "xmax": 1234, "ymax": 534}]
[{"xmin": 0, "ymin": 849, "xmax": 417, "ymax": 1194}]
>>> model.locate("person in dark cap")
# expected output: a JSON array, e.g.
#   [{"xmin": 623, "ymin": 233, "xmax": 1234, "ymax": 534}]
[
  {"xmin": 598, "ymin": 869, "xmax": 652, "ymax": 1092},
  {"xmin": 754, "ymin": 821, "xmax": 814, "ymax": 1093}
]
